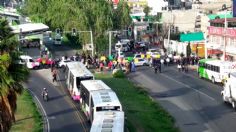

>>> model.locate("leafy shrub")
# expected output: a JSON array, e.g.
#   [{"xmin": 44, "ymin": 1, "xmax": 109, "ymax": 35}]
[{"xmin": 113, "ymin": 69, "xmax": 125, "ymax": 78}]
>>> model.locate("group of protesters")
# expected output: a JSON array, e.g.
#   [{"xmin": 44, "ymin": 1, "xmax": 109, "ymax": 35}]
[
  {"xmin": 54, "ymin": 52, "xmax": 136, "ymax": 74},
  {"xmin": 175, "ymin": 56, "xmax": 200, "ymax": 72}
]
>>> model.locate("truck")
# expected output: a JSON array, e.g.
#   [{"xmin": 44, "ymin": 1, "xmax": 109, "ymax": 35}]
[
  {"xmin": 54, "ymin": 33, "xmax": 62, "ymax": 45},
  {"xmin": 221, "ymin": 72, "xmax": 236, "ymax": 110}
]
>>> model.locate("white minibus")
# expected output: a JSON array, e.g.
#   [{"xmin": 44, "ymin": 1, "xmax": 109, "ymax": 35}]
[
  {"xmin": 198, "ymin": 59, "xmax": 236, "ymax": 83},
  {"xmin": 80, "ymin": 80, "xmax": 122, "ymax": 122},
  {"xmin": 65, "ymin": 62, "xmax": 94, "ymax": 101},
  {"xmin": 90, "ymin": 111, "xmax": 124, "ymax": 132}
]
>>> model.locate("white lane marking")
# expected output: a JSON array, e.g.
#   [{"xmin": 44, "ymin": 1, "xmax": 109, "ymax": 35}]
[
  {"xmin": 27, "ymin": 88, "xmax": 50, "ymax": 132},
  {"xmin": 161, "ymin": 73, "xmax": 216, "ymax": 101}
]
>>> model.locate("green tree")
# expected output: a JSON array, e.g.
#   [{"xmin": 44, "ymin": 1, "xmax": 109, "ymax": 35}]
[
  {"xmin": 113, "ymin": 1, "xmax": 132, "ymax": 30},
  {"xmin": 0, "ymin": 19, "xmax": 29, "ymax": 132},
  {"xmin": 22, "ymin": 0, "xmax": 132, "ymax": 54},
  {"xmin": 186, "ymin": 42, "xmax": 192, "ymax": 57},
  {"xmin": 143, "ymin": 5, "xmax": 152, "ymax": 17}
]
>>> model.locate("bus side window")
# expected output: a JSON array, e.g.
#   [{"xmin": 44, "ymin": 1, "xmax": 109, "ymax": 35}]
[
  {"xmin": 210, "ymin": 65, "xmax": 214, "ymax": 71},
  {"xmin": 216, "ymin": 66, "xmax": 220, "ymax": 72}
]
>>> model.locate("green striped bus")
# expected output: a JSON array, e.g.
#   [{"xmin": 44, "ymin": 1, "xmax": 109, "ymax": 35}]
[{"xmin": 198, "ymin": 59, "xmax": 235, "ymax": 84}]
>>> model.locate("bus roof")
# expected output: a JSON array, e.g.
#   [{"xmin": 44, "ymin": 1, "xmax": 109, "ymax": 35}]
[
  {"xmin": 205, "ymin": 60, "xmax": 233, "ymax": 67},
  {"xmin": 80, "ymin": 80, "xmax": 111, "ymax": 92},
  {"xmin": 198, "ymin": 58, "xmax": 217, "ymax": 63},
  {"xmin": 90, "ymin": 111, "xmax": 124, "ymax": 132},
  {"xmin": 67, "ymin": 62, "xmax": 94, "ymax": 77},
  {"xmin": 91, "ymin": 89, "xmax": 122, "ymax": 108}
]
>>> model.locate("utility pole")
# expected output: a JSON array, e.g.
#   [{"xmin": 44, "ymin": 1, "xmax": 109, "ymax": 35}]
[
  {"xmin": 109, "ymin": 31, "xmax": 112, "ymax": 57},
  {"xmin": 223, "ymin": 10, "xmax": 227, "ymax": 61},
  {"xmin": 167, "ymin": 6, "xmax": 173, "ymax": 55},
  {"xmin": 62, "ymin": 29, "xmax": 94, "ymax": 57}
]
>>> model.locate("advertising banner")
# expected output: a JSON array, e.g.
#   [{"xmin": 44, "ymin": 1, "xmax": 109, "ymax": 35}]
[{"xmin": 233, "ymin": 0, "xmax": 236, "ymax": 17}]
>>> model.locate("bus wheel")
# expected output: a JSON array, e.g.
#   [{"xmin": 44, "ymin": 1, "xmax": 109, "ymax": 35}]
[
  {"xmin": 222, "ymin": 94, "xmax": 227, "ymax": 103},
  {"xmin": 232, "ymin": 101, "xmax": 236, "ymax": 110},
  {"xmin": 211, "ymin": 77, "xmax": 215, "ymax": 83}
]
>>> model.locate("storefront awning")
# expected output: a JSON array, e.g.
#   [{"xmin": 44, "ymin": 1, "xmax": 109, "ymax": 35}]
[{"xmin": 180, "ymin": 32, "xmax": 204, "ymax": 42}]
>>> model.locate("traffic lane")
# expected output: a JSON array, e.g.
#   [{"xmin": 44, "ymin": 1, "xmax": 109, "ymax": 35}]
[
  {"xmin": 128, "ymin": 66, "xmax": 236, "ymax": 132},
  {"xmin": 56, "ymin": 68, "xmax": 91, "ymax": 130},
  {"xmin": 159, "ymin": 66, "xmax": 236, "ymax": 132},
  {"xmin": 27, "ymin": 69, "xmax": 85, "ymax": 132},
  {"xmin": 161, "ymin": 65, "xmax": 226, "ymax": 104},
  {"xmin": 166, "ymin": 65, "xmax": 224, "ymax": 99},
  {"xmin": 44, "ymin": 43, "xmax": 77, "ymax": 59},
  {"xmin": 128, "ymin": 68, "xmax": 215, "ymax": 132}
]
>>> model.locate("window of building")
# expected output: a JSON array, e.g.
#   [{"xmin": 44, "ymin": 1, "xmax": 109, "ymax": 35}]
[{"xmin": 232, "ymin": 38, "xmax": 236, "ymax": 47}]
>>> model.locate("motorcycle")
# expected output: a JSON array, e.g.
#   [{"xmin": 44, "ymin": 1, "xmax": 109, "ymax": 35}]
[{"xmin": 43, "ymin": 92, "xmax": 49, "ymax": 101}]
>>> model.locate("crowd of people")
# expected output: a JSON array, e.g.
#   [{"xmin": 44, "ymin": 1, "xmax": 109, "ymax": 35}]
[{"xmin": 49, "ymin": 51, "xmax": 201, "ymax": 76}]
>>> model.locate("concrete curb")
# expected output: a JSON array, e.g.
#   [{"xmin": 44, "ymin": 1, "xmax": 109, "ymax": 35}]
[{"xmin": 22, "ymin": 83, "xmax": 50, "ymax": 132}]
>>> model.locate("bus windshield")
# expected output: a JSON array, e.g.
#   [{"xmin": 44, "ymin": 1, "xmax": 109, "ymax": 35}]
[{"xmin": 96, "ymin": 106, "xmax": 121, "ymax": 112}]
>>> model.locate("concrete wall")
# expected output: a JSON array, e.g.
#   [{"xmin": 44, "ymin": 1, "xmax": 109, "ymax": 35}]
[{"xmin": 162, "ymin": 10, "xmax": 197, "ymax": 32}]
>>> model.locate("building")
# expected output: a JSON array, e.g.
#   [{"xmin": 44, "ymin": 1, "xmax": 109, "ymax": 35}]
[
  {"xmin": 147, "ymin": 0, "xmax": 168, "ymax": 15},
  {"xmin": 127, "ymin": 0, "xmax": 148, "ymax": 8},
  {"xmin": 207, "ymin": 18, "xmax": 236, "ymax": 61}
]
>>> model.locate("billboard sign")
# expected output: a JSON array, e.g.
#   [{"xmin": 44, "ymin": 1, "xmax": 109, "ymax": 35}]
[{"xmin": 233, "ymin": 0, "xmax": 236, "ymax": 17}]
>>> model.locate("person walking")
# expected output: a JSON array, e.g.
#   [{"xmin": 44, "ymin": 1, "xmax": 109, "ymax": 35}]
[
  {"xmin": 52, "ymin": 68, "xmax": 57, "ymax": 82},
  {"xmin": 166, "ymin": 57, "xmax": 170, "ymax": 66}
]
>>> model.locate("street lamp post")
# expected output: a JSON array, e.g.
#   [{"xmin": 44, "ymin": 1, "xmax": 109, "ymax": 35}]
[
  {"xmin": 76, "ymin": 31, "xmax": 94, "ymax": 57},
  {"xmin": 108, "ymin": 30, "xmax": 128, "ymax": 57},
  {"xmin": 223, "ymin": 10, "xmax": 227, "ymax": 61},
  {"xmin": 167, "ymin": 6, "xmax": 173, "ymax": 55}
]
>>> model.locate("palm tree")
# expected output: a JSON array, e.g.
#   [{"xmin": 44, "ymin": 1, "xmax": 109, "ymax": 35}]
[{"xmin": 0, "ymin": 19, "xmax": 29, "ymax": 132}]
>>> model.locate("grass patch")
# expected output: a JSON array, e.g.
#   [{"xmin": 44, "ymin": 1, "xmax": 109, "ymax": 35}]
[
  {"xmin": 10, "ymin": 90, "xmax": 43, "ymax": 132},
  {"xmin": 96, "ymin": 73, "xmax": 179, "ymax": 132}
]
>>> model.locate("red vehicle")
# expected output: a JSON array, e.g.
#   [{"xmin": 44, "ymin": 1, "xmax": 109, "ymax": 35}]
[{"xmin": 36, "ymin": 57, "xmax": 54, "ymax": 68}]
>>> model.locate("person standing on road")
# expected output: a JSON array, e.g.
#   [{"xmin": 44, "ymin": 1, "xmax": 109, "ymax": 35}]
[
  {"xmin": 52, "ymin": 68, "xmax": 57, "ymax": 82},
  {"xmin": 166, "ymin": 57, "xmax": 170, "ymax": 66}
]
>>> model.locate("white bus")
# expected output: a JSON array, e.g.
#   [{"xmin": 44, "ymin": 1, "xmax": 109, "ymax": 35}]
[
  {"xmin": 198, "ymin": 59, "xmax": 236, "ymax": 83},
  {"xmin": 65, "ymin": 62, "xmax": 94, "ymax": 101},
  {"xmin": 80, "ymin": 80, "xmax": 122, "ymax": 122},
  {"xmin": 90, "ymin": 111, "xmax": 124, "ymax": 132}
]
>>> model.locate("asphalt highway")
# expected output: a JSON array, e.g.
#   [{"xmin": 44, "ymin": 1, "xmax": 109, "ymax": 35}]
[
  {"xmin": 25, "ymin": 68, "xmax": 89, "ymax": 132},
  {"xmin": 128, "ymin": 65, "xmax": 236, "ymax": 132}
]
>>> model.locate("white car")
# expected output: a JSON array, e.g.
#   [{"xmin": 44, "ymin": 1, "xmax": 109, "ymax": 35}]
[
  {"xmin": 146, "ymin": 48, "xmax": 161, "ymax": 57},
  {"xmin": 58, "ymin": 59, "xmax": 71, "ymax": 68},
  {"xmin": 115, "ymin": 42, "xmax": 129, "ymax": 52},
  {"xmin": 19, "ymin": 55, "xmax": 40, "ymax": 69},
  {"xmin": 134, "ymin": 58, "xmax": 149, "ymax": 66}
]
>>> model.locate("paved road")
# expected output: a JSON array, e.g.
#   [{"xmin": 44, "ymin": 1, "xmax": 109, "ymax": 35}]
[
  {"xmin": 25, "ymin": 68, "xmax": 89, "ymax": 132},
  {"xmin": 128, "ymin": 65, "xmax": 236, "ymax": 132}
]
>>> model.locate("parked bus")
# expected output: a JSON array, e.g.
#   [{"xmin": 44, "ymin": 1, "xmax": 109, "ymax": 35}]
[
  {"xmin": 198, "ymin": 59, "xmax": 236, "ymax": 83},
  {"xmin": 65, "ymin": 62, "xmax": 94, "ymax": 101},
  {"xmin": 80, "ymin": 80, "xmax": 122, "ymax": 122},
  {"xmin": 90, "ymin": 111, "xmax": 124, "ymax": 132}
]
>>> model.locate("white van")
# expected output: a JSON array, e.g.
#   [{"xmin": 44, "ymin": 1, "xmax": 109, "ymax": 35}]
[
  {"xmin": 115, "ymin": 42, "xmax": 129, "ymax": 52},
  {"xmin": 19, "ymin": 55, "xmax": 40, "ymax": 69},
  {"xmin": 54, "ymin": 33, "xmax": 62, "ymax": 45},
  {"xmin": 221, "ymin": 72, "xmax": 236, "ymax": 110}
]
